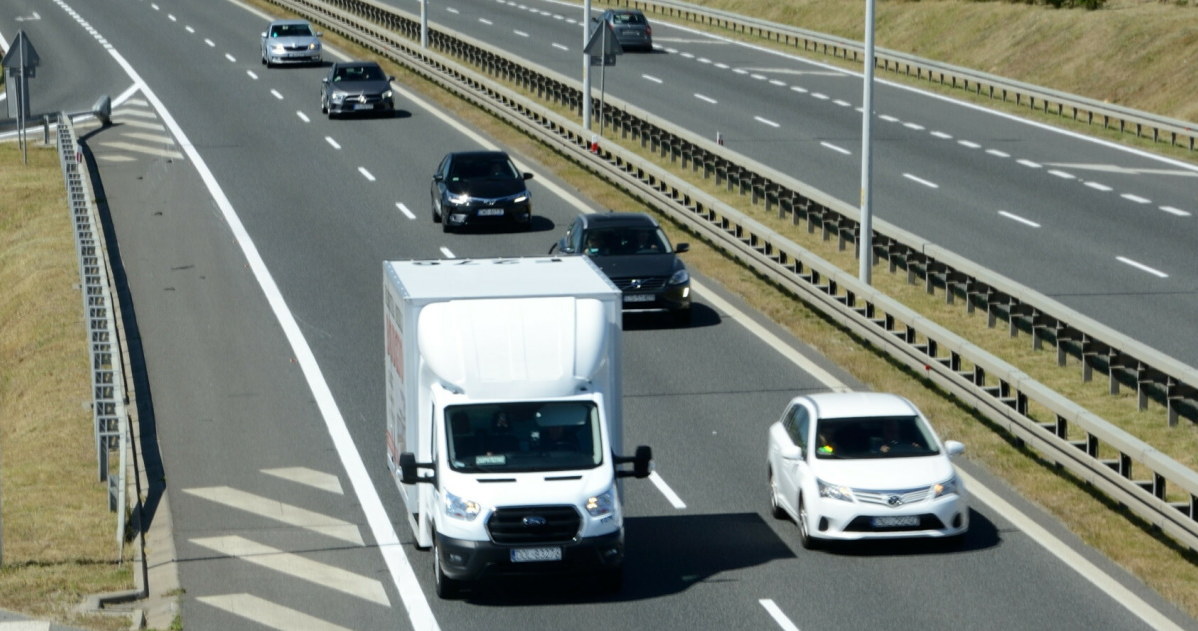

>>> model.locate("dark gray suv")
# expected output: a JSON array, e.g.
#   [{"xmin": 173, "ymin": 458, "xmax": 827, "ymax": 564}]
[{"xmin": 550, "ymin": 212, "xmax": 691, "ymax": 324}]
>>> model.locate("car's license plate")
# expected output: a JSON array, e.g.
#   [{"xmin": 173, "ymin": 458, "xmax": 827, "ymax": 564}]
[
  {"xmin": 871, "ymin": 515, "xmax": 920, "ymax": 528},
  {"xmin": 353, "ymin": 103, "xmax": 373, "ymax": 110},
  {"xmin": 511, "ymin": 547, "xmax": 562, "ymax": 563},
  {"xmin": 478, "ymin": 208, "xmax": 504, "ymax": 216},
  {"xmin": 623, "ymin": 294, "xmax": 655, "ymax": 303}
]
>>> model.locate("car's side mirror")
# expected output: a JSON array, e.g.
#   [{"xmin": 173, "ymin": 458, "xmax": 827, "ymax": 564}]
[
  {"xmin": 675, "ymin": 243, "xmax": 690, "ymax": 253},
  {"xmin": 433, "ymin": 174, "xmax": 443, "ymax": 182},
  {"xmin": 779, "ymin": 443, "xmax": 803, "ymax": 461},
  {"xmin": 387, "ymin": 76, "xmax": 395, "ymax": 82},
  {"xmin": 523, "ymin": 172, "xmax": 534, "ymax": 181},
  {"xmin": 944, "ymin": 440, "xmax": 965, "ymax": 457},
  {"xmin": 260, "ymin": 32, "xmax": 267, "ymax": 38},
  {"xmin": 321, "ymin": 77, "xmax": 329, "ymax": 84}
]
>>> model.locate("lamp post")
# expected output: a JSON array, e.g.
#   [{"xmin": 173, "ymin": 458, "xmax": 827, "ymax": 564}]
[
  {"xmin": 859, "ymin": 0, "xmax": 876, "ymax": 285},
  {"xmin": 582, "ymin": 0, "xmax": 593, "ymax": 132}
]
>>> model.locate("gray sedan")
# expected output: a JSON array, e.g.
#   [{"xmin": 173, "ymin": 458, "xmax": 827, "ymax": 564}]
[
  {"xmin": 320, "ymin": 62, "xmax": 396, "ymax": 119},
  {"xmin": 260, "ymin": 19, "xmax": 322, "ymax": 67}
]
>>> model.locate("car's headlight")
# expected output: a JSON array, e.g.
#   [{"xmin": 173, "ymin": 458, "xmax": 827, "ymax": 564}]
[
  {"xmin": 447, "ymin": 192, "xmax": 471, "ymax": 205},
  {"xmin": 668, "ymin": 268, "xmax": 690, "ymax": 286},
  {"xmin": 585, "ymin": 488, "xmax": 616, "ymax": 518},
  {"xmin": 309, "ymin": 42, "xmax": 320, "ymax": 51},
  {"xmin": 270, "ymin": 44, "xmax": 286, "ymax": 54},
  {"xmin": 382, "ymin": 89, "xmax": 393, "ymax": 99},
  {"xmin": 330, "ymin": 91, "xmax": 347, "ymax": 104},
  {"xmin": 932, "ymin": 476, "xmax": 959, "ymax": 498},
  {"xmin": 817, "ymin": 478, "xmax": 854, "ymax": 502},
  {"xmin": 444, "ymin": 490, "xmax": 481, "ymax": 521},
  {"xmin": 513, "ymin": 194, "xmax": 529, "ymax": 204}
]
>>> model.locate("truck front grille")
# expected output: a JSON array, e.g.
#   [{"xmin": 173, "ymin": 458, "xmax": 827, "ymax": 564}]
[{"xmin": 488, "ymin": 505, "xmax": 581, "ymax": 545}]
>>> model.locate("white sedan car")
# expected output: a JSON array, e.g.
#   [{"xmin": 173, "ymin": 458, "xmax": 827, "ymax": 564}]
[{"xmin": 767, "ymin": 392, "xmax": 968, "ymax": 548}]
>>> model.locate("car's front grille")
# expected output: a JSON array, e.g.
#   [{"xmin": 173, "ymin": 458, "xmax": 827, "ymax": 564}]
[
  {"xmin": 854, "ymin": 487, "xmax": 931, "ymax": 507},
  {"xmin": 611, "ymin": 277, "xmax": 668, "ymax": 291},
  {"xmin": 488, "ymin": 505, "xmax": 580, "ymax": 545},
  {"xmin": 281, "ymin": 45, "xmax": 311, "ymax": 52}
]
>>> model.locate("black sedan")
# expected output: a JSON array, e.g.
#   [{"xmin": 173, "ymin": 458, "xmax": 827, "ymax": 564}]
[
  {"xmin": 320, "ymin": 61, "xmax": 395, "ymax": 118},
  {"xmin": 431, "ymin": 151, "xmax": 534, "ymax": 232},
  {"xmin": 550, "ymin": 212, "xmax": 692, "ymax": 324}
]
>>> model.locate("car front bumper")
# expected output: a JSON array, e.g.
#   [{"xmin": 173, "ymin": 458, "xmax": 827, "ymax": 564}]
[
  {"xmin": 809, "ymin": 492, "xmax": 969, "ymax": 541},
  {"xmin": 443, "ymin": 202, "xmax": 532, "ymax": 228}
]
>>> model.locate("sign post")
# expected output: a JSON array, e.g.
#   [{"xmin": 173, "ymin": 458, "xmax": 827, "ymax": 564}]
[
  {"xmin": 583, "ymin": 21, "xmax": 621, "ymax": 147},
  {"xmin": 2, "ymin": 31, "xmax": 42, "ymax": 164}
]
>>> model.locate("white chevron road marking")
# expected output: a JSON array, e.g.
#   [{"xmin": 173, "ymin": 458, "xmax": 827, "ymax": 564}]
[
  {"xmin": 190, "ymin": 536, "xmax": 390, "ymax": 606},
  {"xmin": 183, "ymin": 486, "xmax": 362, "ymax": 545},
  {"xmin": 197, "ymin": 593, "xmax": 355, "ymax": 631}
]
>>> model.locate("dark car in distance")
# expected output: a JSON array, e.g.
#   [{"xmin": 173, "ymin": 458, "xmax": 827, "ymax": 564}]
[
  {"xmin": 593, "ymin": 9, "xmax": 653, "ymax": 52},
  {"xmin": 431, "ymin": 151, "xmax": 534, "ymax": 232},
  {"xmin": 320, "ymin": 61, "xmax": 395, "ymax": 118},
  {"xmin": 549, "ymin": 212, "xmax": 691, "ymax": 324}
]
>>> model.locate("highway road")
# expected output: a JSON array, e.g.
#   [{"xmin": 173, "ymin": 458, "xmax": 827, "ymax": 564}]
[
  {"xmin": 405, "ymin": 0, "xmax": 1198, "ymax": 368},
  {"xmin": 2, "ymin": 0, "xmax": 1196, "ymax": 629}
]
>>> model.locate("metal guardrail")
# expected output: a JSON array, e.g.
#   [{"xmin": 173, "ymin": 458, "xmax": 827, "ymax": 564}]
[
  {"xmin": 56, "ymin": 114, "xmax": 129, "ymax": 550},
  {"xmin": 270, "ymin": 0, "xmax": 1198, "ymax": 551},
  {"xmin": 605, "ymin": 0, "xmax": 1198, "ymax": 153}
]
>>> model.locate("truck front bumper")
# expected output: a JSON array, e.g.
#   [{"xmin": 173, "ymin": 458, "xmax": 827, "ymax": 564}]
[{"xmin": 437, "ymin": 530, "xmax": 623, "ymax": 582}]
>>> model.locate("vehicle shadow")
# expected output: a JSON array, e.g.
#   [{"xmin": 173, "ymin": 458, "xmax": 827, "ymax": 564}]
[
  {"xmin": 460, "ymin": 512, "xmax": 794, "ymax": 605},
  {"xmin": 622, "ymin": 302, "xmax": 721, "ymax": 331}
]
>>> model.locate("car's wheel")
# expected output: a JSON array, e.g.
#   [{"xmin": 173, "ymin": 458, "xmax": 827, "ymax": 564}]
[
  {"xmin": 797, "ymin": 494, "xmax": 820, "ymax": 550},
  {"xmin": 433, "ymin": 537, "xmax": 461, "ymax": 599},
  {"xmin": 768, "ymin": 470, "xmax": 786, "ymax": 519},
  {"xmin": 432, "ymin": 201, "xmax": 442, "ymax": 223},
  {"xmin": 321, "ymin": 98, "xmax": 328, "ymax": 115}
]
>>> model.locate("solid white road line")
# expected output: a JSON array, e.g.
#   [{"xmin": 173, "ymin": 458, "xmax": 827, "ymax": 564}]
[
  {"xmin": 184, "ymin": 486, "xmax": 363, "ymax": 545},
  {"xmin": 190, "ymin": 536, "xmax": 389, "ymax": 606},
  {"xmin": 197, "ymin": 594, "xmax": 353, "ymax": 631}
]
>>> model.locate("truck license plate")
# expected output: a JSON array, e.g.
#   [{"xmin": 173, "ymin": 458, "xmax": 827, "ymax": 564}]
[
  {"xmin": 511, "ymin": 547, "xmax": 562, "ymax": 563},
  {"xmin": 871, "ymin": 515, "xmax": 919, "ymax": 528}
]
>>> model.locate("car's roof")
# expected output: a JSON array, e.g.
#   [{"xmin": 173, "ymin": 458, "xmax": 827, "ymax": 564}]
[
  {"xmin": 447, "ymin": 150, "xmax": 511, "ymax": 160},
  {"xmin": 797, "ymin": 392, "xmax": 920, "ymax": 420},
  {"xmin": 269, "ymin": 19, "xmax": 312, "ymax": 26},
  {"xmin": 579, "ymin": 212, "xmax": 659, "ymax": 230},
  {"xmin": 333, "ymin": 60, "xmax": 382, "ymax": 69}
]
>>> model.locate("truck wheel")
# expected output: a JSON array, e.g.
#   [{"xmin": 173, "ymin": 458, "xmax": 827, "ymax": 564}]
[{"xmin": 434, "ymin": 538, "xmax": 461, "ymax": 599}]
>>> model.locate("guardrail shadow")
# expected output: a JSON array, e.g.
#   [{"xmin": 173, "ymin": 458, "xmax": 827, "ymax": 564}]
[{"xmin": 463, "ymin": 512, "xmax": 793, "ymax": 605}]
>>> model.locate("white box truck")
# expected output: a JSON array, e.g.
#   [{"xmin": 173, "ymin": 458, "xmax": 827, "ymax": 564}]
[{"xmin": 384, "ymin": 256, "xmax": 652, "ymax": 598}]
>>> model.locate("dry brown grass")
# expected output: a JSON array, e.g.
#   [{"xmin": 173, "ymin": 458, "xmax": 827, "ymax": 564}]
[{"xmin": 0, "ymin": 142, "xmax": 132, "ymax": 630}]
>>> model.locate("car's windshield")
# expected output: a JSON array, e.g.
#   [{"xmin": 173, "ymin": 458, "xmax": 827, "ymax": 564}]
[
  {"xmin": 814, "ymin": 415, "xmax": 939, "ymax": 459},
  {"xmin": 450, "ymin": 156, "xmax": 519, "ymax": 181},
  {"xmin": 445, "ymin": 402, "xmax": 603, "ymax": 473},
  {"xmin": 583, "ymin": 226, "xmax": 670, "ymax": 256},
  {"xmin": 337, "ymin": 65, "xmax": 384, "ymax": 82},
  {"xmin": 272, "ymin": 24, "xmax": 312, "ymax": 37}
]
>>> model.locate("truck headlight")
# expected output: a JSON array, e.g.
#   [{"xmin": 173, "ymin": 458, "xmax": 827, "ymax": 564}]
[
  {"xmin": 817, "ymin": 478, "xmax": 854, "ymax": 502},
  {"xmin": 585, "ymin": 489, "xmax": 615, "ymax": 518},
  {"xmin": 444, "ymin": 490, "xmax": 481, "ymax": 521}
]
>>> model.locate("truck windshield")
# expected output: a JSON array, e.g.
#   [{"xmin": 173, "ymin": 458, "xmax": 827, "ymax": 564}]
[{"xmin": 445, "ymin": 402, "xmax": 603, "ymax": 473}]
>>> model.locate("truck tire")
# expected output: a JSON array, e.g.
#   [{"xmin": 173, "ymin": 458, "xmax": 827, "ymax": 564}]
[{"xmin": 434, "ymin": 538, "xmax": 461, "ymax": 599}]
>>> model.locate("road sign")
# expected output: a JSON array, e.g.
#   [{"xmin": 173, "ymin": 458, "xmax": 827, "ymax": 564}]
[{"xmin": 584, "ymin": 22, "xmax": 622, "ymax": 67}]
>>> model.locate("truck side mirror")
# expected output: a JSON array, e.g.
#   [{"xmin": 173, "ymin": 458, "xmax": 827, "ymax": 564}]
[
  {"xmin": 633, "ymin": 445, "xmax": 652, "ymax": 479},
  {"xmin": 616, "ymin": 446, "xmax": 653, "ymax": 479},
  {"xmin": 400, "ymin": 452, "xmax": 436, "ymax": 485}
]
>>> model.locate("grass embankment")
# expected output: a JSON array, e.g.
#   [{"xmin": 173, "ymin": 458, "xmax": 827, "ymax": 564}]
[{"xmin": 0, "ymin": 142, "xmax": 131, "ymax": 629}]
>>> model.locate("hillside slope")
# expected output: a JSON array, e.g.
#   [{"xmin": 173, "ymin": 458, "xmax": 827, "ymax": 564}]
[{"xmin": 691, "ymin": 0, "xmax": 1198, "ymax": 124}]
